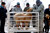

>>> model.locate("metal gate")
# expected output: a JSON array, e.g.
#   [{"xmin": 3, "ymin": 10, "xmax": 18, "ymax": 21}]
[{"xmin": 5, "ymin": 11, "xmax": 39, "ymax": 33}]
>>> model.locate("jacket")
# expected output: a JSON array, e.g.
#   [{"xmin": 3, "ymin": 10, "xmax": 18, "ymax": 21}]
[
  {"xmin": 0, "ymin": 5, "xmax": 7, "ymax": 18},
  {"xmin": 33, "ymin": 4, "xmax": 44, "ymax": 19}
]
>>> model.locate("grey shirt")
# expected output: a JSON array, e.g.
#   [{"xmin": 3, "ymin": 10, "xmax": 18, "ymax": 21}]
[{"xmin": 12, "ymin": 7, "xmax": 22, "ymax": 12}]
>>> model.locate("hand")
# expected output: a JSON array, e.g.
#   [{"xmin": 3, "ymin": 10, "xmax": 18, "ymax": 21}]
[
  {"xmin": 46, "ymin": 14, "xmax": 49, "ymax": 19},
  {"xmin": 27, "ymin": 8, "xmax": 32, "ymax": 12}
]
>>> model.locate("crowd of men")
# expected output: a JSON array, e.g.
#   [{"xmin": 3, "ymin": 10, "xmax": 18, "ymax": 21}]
[{"xmin": 0, "ymin": 0, "xmax": 50, "ymax": 33}]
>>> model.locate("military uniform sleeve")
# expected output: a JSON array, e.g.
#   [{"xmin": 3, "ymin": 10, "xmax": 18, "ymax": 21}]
[
  {"xmin": 36, "ymin": 5, "xmax": 44, "ymax": 12},
  {"xmin": 24, "ymin": 7, "xmax": 27, "ymax": 12},
  {"xmin": 33, "ymin": 4, "xmax": 44, "ymax": 12}
]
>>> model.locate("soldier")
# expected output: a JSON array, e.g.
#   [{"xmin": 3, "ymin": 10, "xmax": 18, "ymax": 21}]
[
  {"xmin": 24, "ymin": 3, "xmax": 33, "ymax": 12},
  {"xmin": 23, "ymin": 3, "xmax": 33, "ymax": 29},
  {"xmin": 11, "ymin": 2, "xmax": 22, "ymax": 12},
  {"xmin": 9, "ymin": 2, "xmax": 22, "ymax": 30},
  {"xmin": 33, "ymin": 0, "xmax": 44, "ymax": 33}
]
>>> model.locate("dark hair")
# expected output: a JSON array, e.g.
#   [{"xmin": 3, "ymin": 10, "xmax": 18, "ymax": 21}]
[
  {"xmin": 1, "ymin": 2, "xmax": 5, "ymax": 5},
  {"xmin": 49, "ymin": 4, "xmax": 50, "ymax": 6}
]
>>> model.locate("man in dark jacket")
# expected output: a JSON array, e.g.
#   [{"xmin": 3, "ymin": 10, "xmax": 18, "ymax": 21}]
[
  {"xmin": 45, "ymin": 4, "xmax": 50, "ymax": 15},
  {"xmin": 24, "ymin": 3, "xmax": 33, "ymax": 12},
  {"xmin": 0, "ymin": 2, "xmax": 7, "ymax": 33},
  {"xmin": 44, "ymin": 4, "xmax": 50, "ymax": 33},
  {"xmin": 24, "ymin": 3, "xmax": 30, "ymax": 11}
]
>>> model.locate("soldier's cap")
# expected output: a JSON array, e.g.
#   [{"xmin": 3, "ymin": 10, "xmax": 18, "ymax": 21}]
[
  {"xmin": 26, "ymin": 3, "xmax": 29, "ymax": 5},
  {"xmin": 36, "ymin": 0, "xmax": 41, "ymax": 3},
  {"xmin": 17, "ymin": 2, "xmax": 20, "ymax": 5}
]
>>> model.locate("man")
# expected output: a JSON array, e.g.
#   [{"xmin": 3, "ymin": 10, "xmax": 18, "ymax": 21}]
[
  {"xmin": 9, "ymin": 2, "xmax": 22, "ymax": 30},
  {"xmin": 11, "ymin": 2, "xmax": 22, "ymax": 12},
  {"xmin": 23, "ymin": 3, "xmax": 32, "ymax": 27},
  {"xmin": 24, "ymin": 3, "xmax": 33, "ymax": 12},
  {"xmin": 24, "ymin": 3, "xmax": 30, "ymax": 11},
  {"xmin": 44, "ymin": 4, "xmax": 50, "ymax": 16},
  {"xmin": 0, "ymin": 2, "xmax": 7, "ymax": 33},
  {"xmin": 44, "ymin": 4, "xmax": 50, "ymax": 33},
  {"xmin": 33, "ymin": 0, "xmax": 44, "ymax": 33}
]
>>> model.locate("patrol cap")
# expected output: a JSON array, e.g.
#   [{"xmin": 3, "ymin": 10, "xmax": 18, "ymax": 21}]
[
  {"xmin": 26, "ymin": 3, "xmax": 29, "ymax": 5},
  {"xmin": 17, "ymin": 2, "xmax": 20, "ymax": 5},
  {"xmin": 36, "ymin": 0, "xmax": 41, "ymax": 3}
]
